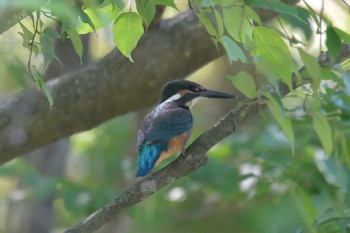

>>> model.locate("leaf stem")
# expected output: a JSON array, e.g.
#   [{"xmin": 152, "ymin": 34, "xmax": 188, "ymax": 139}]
[{"xmin": 27, "ymin": 10, "xmax": 41, "ymax": 82}]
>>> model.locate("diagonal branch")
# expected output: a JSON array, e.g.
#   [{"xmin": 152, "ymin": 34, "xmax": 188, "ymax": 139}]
[
  {"xmin": 65, "ymin": 103, "xmax": 256, "ymax": 233},
  {"xmin": 64, "ymin": 44, "xmax": 350, "ymax": 233}
]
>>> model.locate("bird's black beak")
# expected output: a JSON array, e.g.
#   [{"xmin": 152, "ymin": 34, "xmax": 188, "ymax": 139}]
[{"xmin": 198, "ymin": 89, "xmax": 236, "ymax": 99}]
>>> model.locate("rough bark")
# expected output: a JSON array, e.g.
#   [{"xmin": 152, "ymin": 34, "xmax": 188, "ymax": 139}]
[
  {"xmin": 0, "ymin": 8, "xmax": 27, "ymax": 34},
  {"xmin": 0, "ymin": 11, "xmax": 219, "ymax": 164}
]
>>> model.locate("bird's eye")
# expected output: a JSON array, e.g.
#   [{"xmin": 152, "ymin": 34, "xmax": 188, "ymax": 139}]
[{"xmin": 189, "ymin": 86, "xmax": 200, "ymax": 92}]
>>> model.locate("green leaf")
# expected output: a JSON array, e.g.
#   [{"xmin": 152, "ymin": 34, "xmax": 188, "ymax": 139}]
[
  {"xmin": 42, "ymin": 27, "xmax": 61, "ymax": 39},
  {"xmin": 265, "ymin": 92, "xmax": 294, "ymax": 150},
  {"xmin": 291, "ymin": 185, "xmax": 316, "ymax": 227},
  {"xmin": 32, "ymin": 67, "xmax": 54, "ymax": 107},
  {"xmin": 334, "ymin": 27, "xmax": 350, "ymax": 44},
  {"xmin": 42, "ymin": 82, "xmax": 54, "ymax": 108},
  {"xmin": 302, "ymin": 0, "xmax": 321, "ymax": 29},
  {"xmin": 32, "ymin": 43, "xmax": 39, "ymax": 56},
  {"xmin": 222, "ymin": 36, "xmax": 247, "ymax": 64},
  {"xmin": 298, "ymin": 49, "xmax": 322, "ymax": 81},
  {"xmin": 298, "ymin": 187, "xmax": 315, "ymax": 222},
  {"xmin": 340, "ymin": 58, "xmax": 350, "ymax": 70},
  {"xmin": 112, "ymin": 12, "xmax": 144, "ymax": 62},
  {"xmin": 208, "ymin": 0, "xmax": 233, "ymax": 6},
  {"xmin": 18, "ymin": 22, "xmax": 34, "ymax": 50},
  {"xmin": 79, "ymin": 8, "xmax": 96, "ymax": 32},
  {"xmin": 214, "ymin": 8, "xmax": 224, "ymax": 38},
  {"xmin": 113, "ymin": 0, "xmax": 124, "ymax": 9},
  {"xmin": 313, "ymin": 112, "xmax": 333, "ymax": 155},
  {"xmin": 76, "ymin": 4, "xmax": 121, "ymax": 34},
  {"xmin": 281, "ymin": 6, "xmax": 312, "ymax": 40},
  {"xmin": 253, "ymin": 27, "xmax": 299, "ymax": 90},
  {"xmin": 48, "ymin": 1, "xmax": 80, "ymax": 33},
  {"xmin": 326, "ymin": 25, "xmax": 341, "ymax": 63},
  {"xmin": 315, "ymin": 155, "xmax": 350, "ymax": 191},
  {"xmin": 298, "ymin": 49, "xmax": 322, "ymax": 110},
  {"xmin": 197, "ymin": 10, "xmax": 217, "ymax": 37},
  {"xmin": 153, "ymin": 0, "xmax": 178, "ymax": 10},
  {"xmin": 245, "ymin": 5, "xmax": 262, "ymax": 25},
  {"xmin": 40, "ymin": 34, "xmax": 55, "ymax": 67},
  {"xmin": 344, "ymin": 73, "xmax": 350, "ymax": 94},
  {"xmin": 228, "ymin": 71, "xmax": 257, "ymax": 98},
  {"xmin": 248, "ymin": 0, "xmax": 305, "ymax": 23},
  {"xmin": 223, "ymin": 6, "xmax": 252, "ymax": 43},
  {"xmin": 67, "ymin": 29, "xmax": 83, "ymax": 62},
  {"xmin": 320, "ymin": 68, "xmax": 338, "ymax": 81},
  {"xmin": 136, "ymin": 0, "xmax": 156, "ymax": 27}
]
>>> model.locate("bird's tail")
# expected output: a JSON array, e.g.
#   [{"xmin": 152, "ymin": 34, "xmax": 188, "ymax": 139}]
[{"xmin": 136, "ymin": 142, "xmax": 167, "ymax": 177}]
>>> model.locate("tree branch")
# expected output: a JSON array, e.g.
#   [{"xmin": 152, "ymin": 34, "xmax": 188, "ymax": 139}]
[
  {"xmin": 64, "ymin": 44, "xmax": 350, "ymax": 232},
  {"xmin": 0, "ymin": 11, "xmax": 219, "ymax": 164},
  {"xmin": 65, "ymin": 103, "xmax": 254, "ymax": 233},
  {"xmin": 0, "ymin": 8, "xmax": 27, "ymax": 34},
  {"xmin": 0, "ymin": 0, "xmax": 299, "ymax": 164}
]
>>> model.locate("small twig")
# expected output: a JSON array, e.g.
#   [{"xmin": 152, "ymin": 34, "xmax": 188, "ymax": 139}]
[
  {"xmin": 148, "ymin": 5, "xmax": 165, "ymax": 30},
  {"xmin": 128, "ymin": 0, "xmax": 132, "ymax": 12},
  {"xmin": 276, "ymin": 16, "xmax": 291, "ymax": 40},
  {"xmin": 319, "ymin": 0, "xmax": 325, "ymax": 52},
  {"xmin": 27, "ymin": 10, "xmax": 41, "ymax": 81},
  {"xmin": 339, "ymin": 0, "xmax": 350, "ymax": 12}
]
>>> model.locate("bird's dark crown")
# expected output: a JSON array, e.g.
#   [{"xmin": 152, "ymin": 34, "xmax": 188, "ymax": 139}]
[{"xmin": 158, "ymin": 80, "xmax": 205, "ymax": 104}]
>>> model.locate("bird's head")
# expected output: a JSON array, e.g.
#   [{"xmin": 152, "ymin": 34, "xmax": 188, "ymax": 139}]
[{"xmin": 158, "ymin": 79, "xmax": 236, "ymax": 106}]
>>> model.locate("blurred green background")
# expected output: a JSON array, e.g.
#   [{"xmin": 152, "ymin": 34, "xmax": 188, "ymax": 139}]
[{"xmin": 1, "ymin": 0, "xmax": 350, "ymax": 233}]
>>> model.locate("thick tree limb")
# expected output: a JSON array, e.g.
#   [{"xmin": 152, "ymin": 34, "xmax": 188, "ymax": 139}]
[
  {"xmin": 0, "ymin": 11, "xmax": 220, "ymax": 164},
  {"xmin": 0, "ymin": 8, "xmax": 27, "ymax": 34},
  {"xmin": 0, "ymin": 0, "xmax": 299, "ymax": 164}
]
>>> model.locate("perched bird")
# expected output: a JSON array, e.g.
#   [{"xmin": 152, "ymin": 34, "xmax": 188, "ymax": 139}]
[{"xmin": 136, "ymin": 79, "xmax": 236, "ymax": 177}]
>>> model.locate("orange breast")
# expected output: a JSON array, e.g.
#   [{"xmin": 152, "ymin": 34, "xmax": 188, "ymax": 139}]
[{"xmin": 155, "ymin": 131, "xmax": 191, "ymax": 166}]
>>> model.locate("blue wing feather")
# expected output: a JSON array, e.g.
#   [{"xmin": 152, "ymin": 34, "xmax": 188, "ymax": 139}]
[
  {"xmin": 136, "ymin": 102, "xmax": 193, "ymax": 177},
  {"xmin": 136, "ymin": 142, "xmax": 167, "ymax": 177},
  {"xmin": 147, "ymin": 102, "xmax": 193, "ymax": 143}
]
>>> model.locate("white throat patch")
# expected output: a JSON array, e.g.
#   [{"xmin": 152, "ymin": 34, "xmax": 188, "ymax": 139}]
[
  {"xmin": 165, "ymin": 93, "xmax": 182, "ymax": 103},
  {"xmin": 165, "ymin": 93, "xmax": 203, "ymax": 108}
]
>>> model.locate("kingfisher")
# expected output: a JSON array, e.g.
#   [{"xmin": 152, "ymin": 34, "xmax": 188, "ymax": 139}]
[{"xmin": 136, "ymin": 79, "xmax": 236, "ymax": 177}]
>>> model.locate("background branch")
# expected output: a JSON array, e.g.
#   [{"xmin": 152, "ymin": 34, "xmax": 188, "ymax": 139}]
[
  {"xmin": 0, "ymin": 8, "xmax": 27, "ymax": 34},
  {"xmin": 0, "ymin": 11, "xmax": 218, "ymax": 164},
  {"xmin": 0, "ymin": 0, "xmax": 300, "ymax": 164}
]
